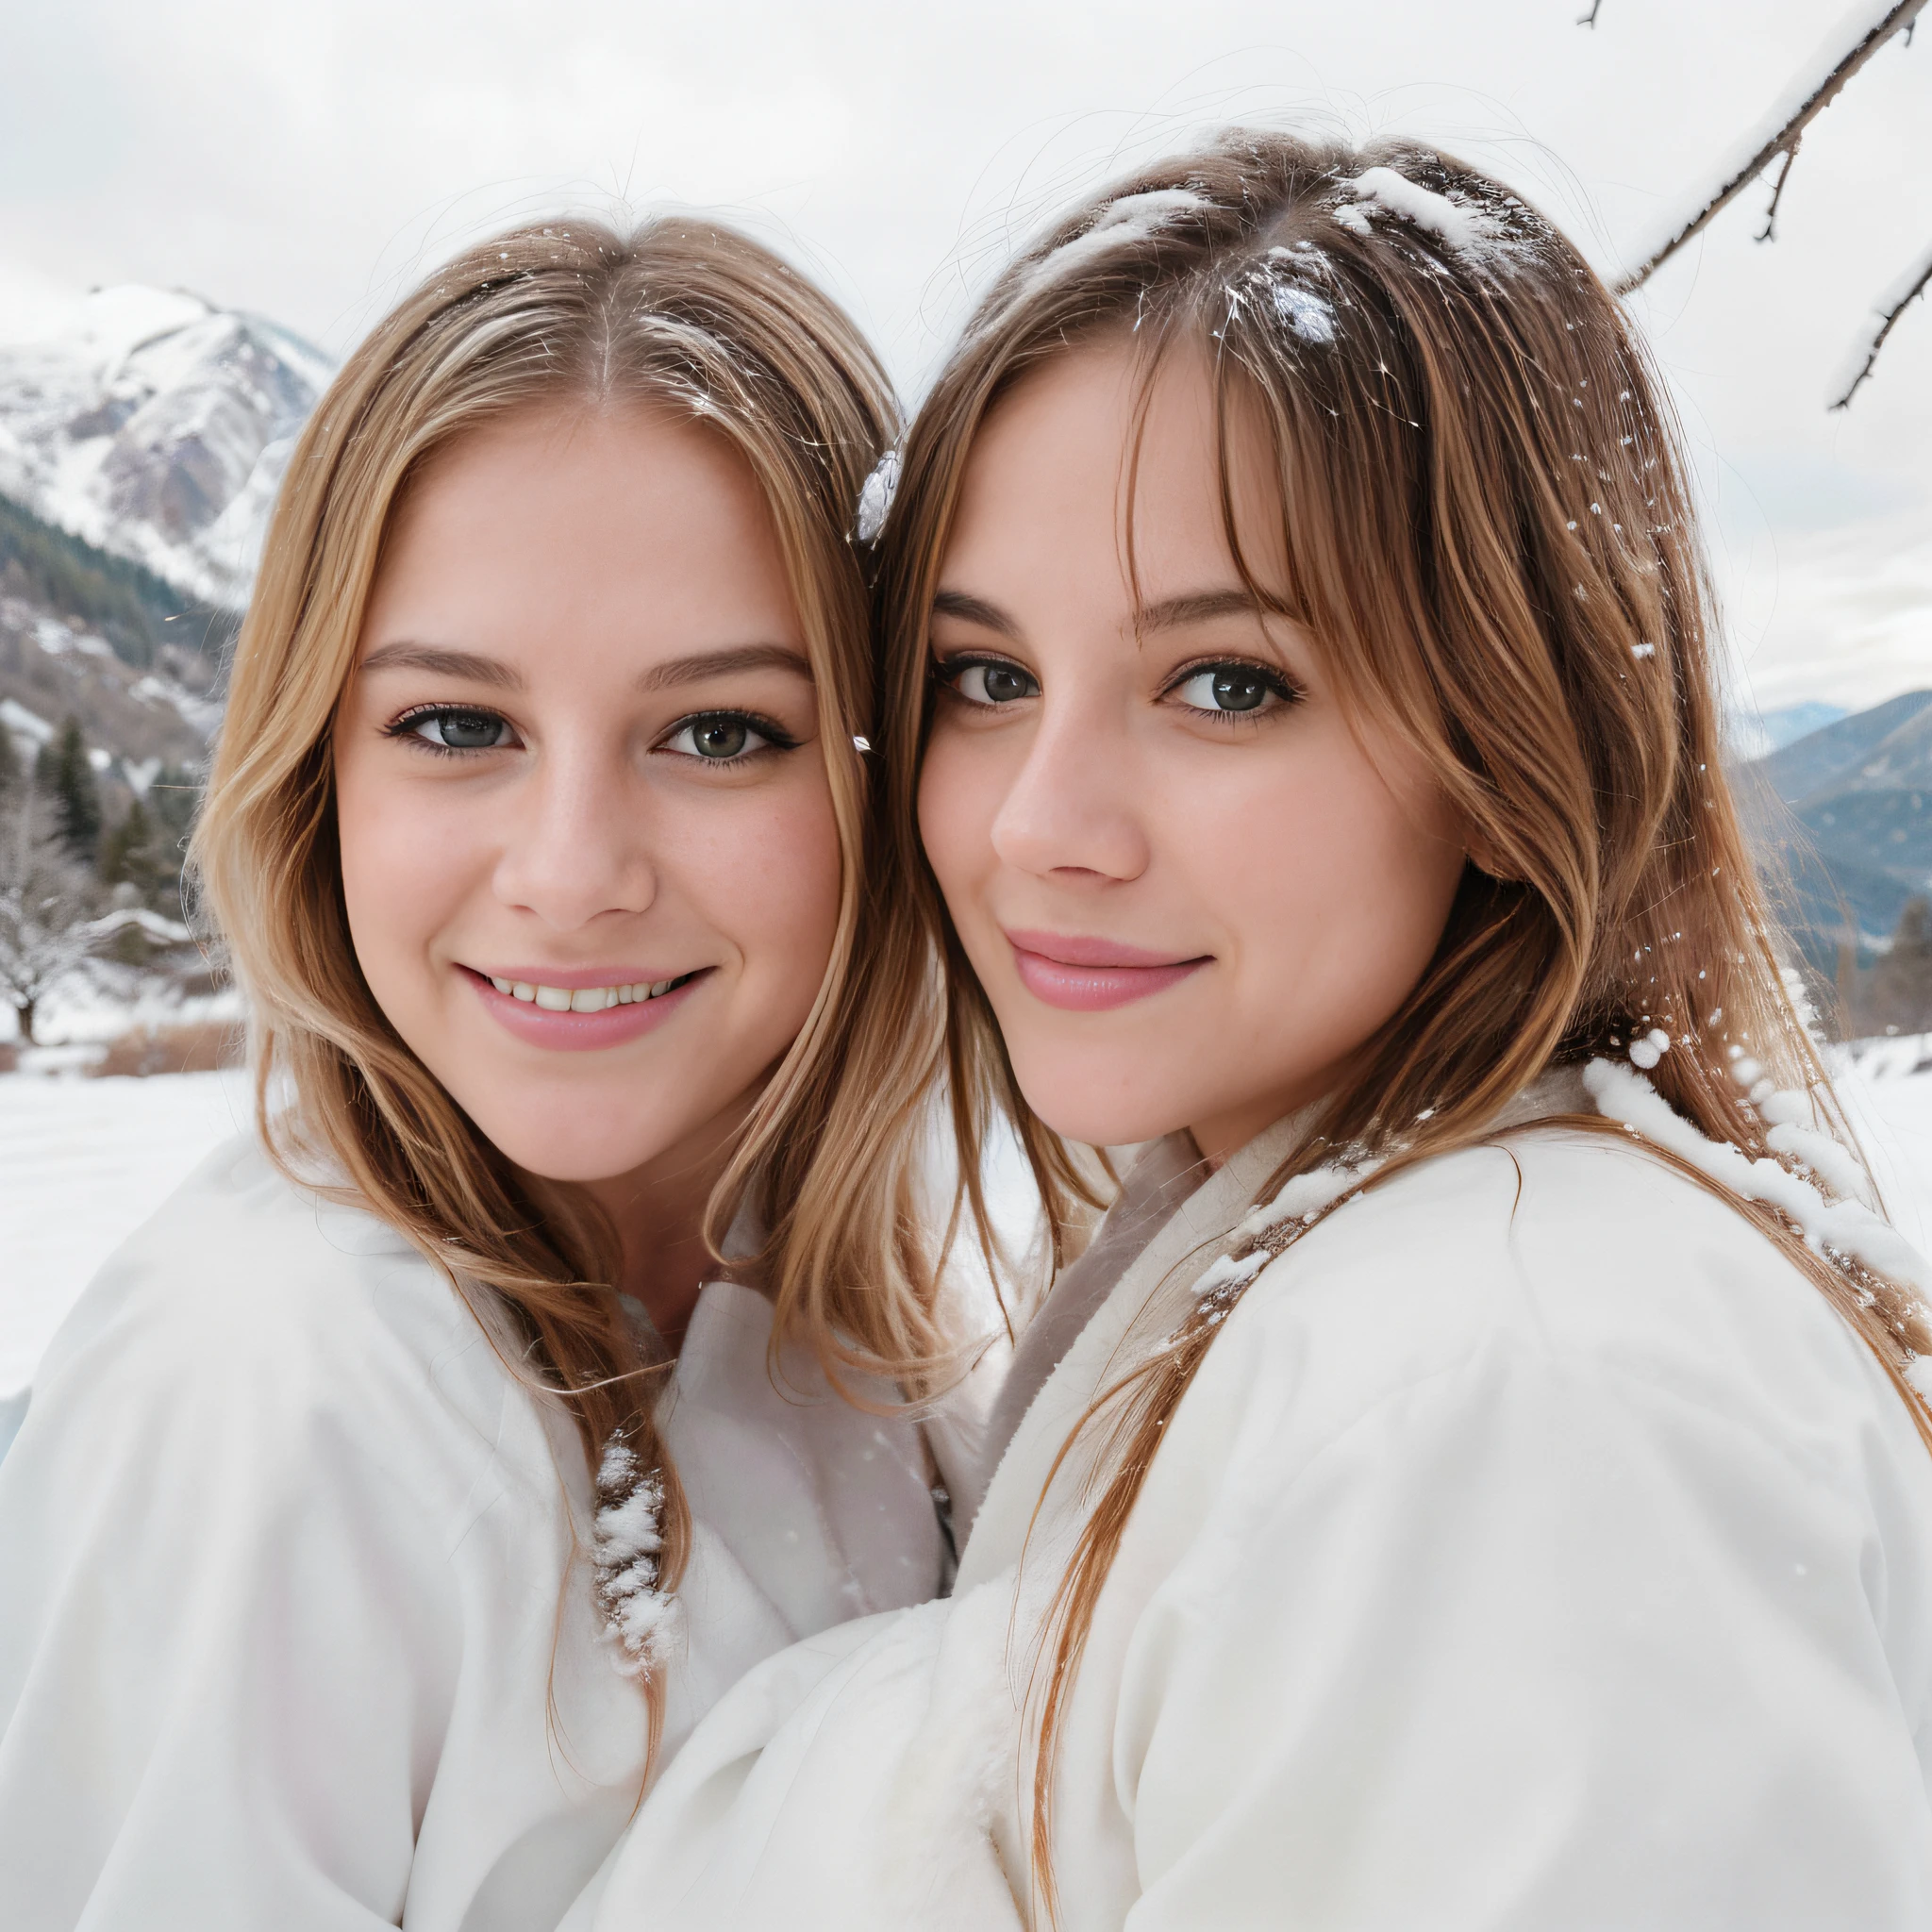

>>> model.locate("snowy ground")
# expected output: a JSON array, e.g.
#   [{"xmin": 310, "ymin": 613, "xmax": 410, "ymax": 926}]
[{"xmin": 2, "ymin": 1047, "xmax": 1929, "ymax": 1403}]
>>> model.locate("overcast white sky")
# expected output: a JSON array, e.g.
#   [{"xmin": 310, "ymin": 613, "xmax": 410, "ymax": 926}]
[{"xmin": 0, "ymin": 0, "xmax": 1926, "ymax": 711}]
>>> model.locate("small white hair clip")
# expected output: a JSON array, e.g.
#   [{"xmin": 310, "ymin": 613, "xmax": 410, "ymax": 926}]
[
  {"xmin": 855, "ymin": 448, "xmax": 901, "ymax": 544},
  {"xmin": 852, "ymin": 736, "xmax": 873, "ymax": 753}
]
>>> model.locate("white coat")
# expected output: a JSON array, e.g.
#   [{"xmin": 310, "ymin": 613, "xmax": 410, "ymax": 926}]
[
  {"xmin": 0, "ymin": 1133, "xmax": 946, "ymax": 1931},
  {"xmin": 581, "ymin": 1078, "xmax": 1932, "ymax": 1930}
]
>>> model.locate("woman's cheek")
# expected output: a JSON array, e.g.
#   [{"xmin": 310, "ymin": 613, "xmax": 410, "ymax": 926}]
[
  {"xmin": 917, "ymin": 732, "xmax": 994, "ymax": 911},
  {"xmin": 727, "ymin": 776, "xmax": 844, "ymax": 1010},
  {"xmin": 336, "ymin": 759, "xmax": 435, "ymax": 1001}
]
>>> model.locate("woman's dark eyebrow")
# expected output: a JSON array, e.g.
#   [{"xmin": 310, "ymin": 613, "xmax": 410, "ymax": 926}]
[
  {"xmin": 932, "ymin": 589, "xmax": 1020, "ymax": 638},
  {"xmin": 355, "ymin": 641, "xmax": 810, "ymax": 691},
  {"xmin": 932, "ymin": 588, "xmax": 1266, "ymax": 641},
  {"xmin": 1133, "ymin": 590, "xmax": 1265, "ymax": 634},
  {"xmin": 358, "ymin": 642, "xmax": 522, "ymax": 688},
  {"xmin": 635, "ymin": 644, "xmax": 812, "ymax": 691}
]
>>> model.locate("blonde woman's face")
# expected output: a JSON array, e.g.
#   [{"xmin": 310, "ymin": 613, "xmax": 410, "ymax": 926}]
[
  {"xmin": 919, "ymin": 341, "xmax": 1469, "ymax": 1160},
  {"xmin": 334, "ymin": 405, "xmax": 841, "ymax": 1186}
]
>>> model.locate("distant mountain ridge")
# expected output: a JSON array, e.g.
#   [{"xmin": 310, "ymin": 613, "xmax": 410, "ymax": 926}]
[
  {"xmin": 1742, "ymin": 691, "xmax": 1932, "ymax": 959},
  {"xmin": 0, "ymin": 491, "xmax": 225, "ymax": 777},
  {"xmin": 0, "ymin": 285, "xmax": 334, "ymax": 611},
  {"xmin": 1731, "ymin": 700, "xmax": 1848, "ymax": 761},
  {"xmin": 0, "ymin": 489, "xmax": 219, "ymax": 671},
  {"xmin": 0, "ymin": 283, "xmax": 331, "ymax": 792}
]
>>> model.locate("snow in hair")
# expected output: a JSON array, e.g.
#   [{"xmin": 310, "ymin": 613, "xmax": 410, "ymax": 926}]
[
  {"xmin": 856, "ymin": 446, "xmax": 900, "ymax": 544},
  {"xmin": 1271, "ymin": 280, "xmax": 1337, "ymax": 343},
  {"xmin": 1257, "ymin": 244, "xmax": 1341, "ymax": 345},
  {"xmin": 1011, "ymin": 187, "xmax": 1211, "ymax": 303},
  {"xmin": 592, "ymin": 1440, "xmax": 680, "ymax": 1679},
  {"xmin": 1185, "ymin": 1153, "xmax": 1383, "ymax": 1329},
  {"xmin": 1333, "ymin": 163, "xmax": 1533, "ymax": 270}
]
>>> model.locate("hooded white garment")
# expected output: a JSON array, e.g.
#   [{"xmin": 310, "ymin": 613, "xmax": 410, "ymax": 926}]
[
  {"xmin": 0, "ymin": 1132, "xmax": 948, "ymax": 1932},
  {"xmin": 578, "ymin": 1074, "xmax": 1932, "ymax": 1931}
]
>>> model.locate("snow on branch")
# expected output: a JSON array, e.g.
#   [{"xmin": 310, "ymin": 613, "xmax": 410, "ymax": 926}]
[
  {"xmin": 1829, "ymin": 239, "xmax": 1932, "ymax": 408},
  {"xmin": 1615, "ymin": 0, "xmax": 1926, "ymax": 294}
]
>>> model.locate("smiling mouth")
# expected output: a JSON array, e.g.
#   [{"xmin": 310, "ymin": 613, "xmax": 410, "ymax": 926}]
[
  {"xmin": 463, "ymin": 965, "xmax": 710, "ymax": 1052},
  {"xmin": 1003, "ymin": 929, "xmax": 1210, "ymax": 1012},
  {"xmin": 484, "ymin": 972, "xmax": 699, "ymax": 1013}
]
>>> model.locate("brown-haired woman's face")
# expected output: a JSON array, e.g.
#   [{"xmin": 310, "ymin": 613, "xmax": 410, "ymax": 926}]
[
  {"xmin": 918, "ymin": 341, "xmax": 1468, "ymax": 1158},
  {"xmin": 333, "ymin": 404, "xmax": 841, "ymax": 1187}
]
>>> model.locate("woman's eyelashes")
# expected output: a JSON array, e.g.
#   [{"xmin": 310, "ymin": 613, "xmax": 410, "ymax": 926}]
[
  {"xmin": 383, "ymin": 704, "xmax": 799, "ymax": 765},
  {"xmin": 386, "ymin": 704, "xmax": 521, "ymax": 754},
  {"xmin": 935, "ymin": 654, "xmax": 1041, "ymax": 708},
  {"xmin": 658, "ymin": 710, "xmax": 798, "ymax": 764},
  {"xmin": 932, "ymin": 652, "xmax": 1302, "ymax": 723},
  {"xmin": 1164, "ymin": 659, "xmax": 1303, "ymax": 721}
]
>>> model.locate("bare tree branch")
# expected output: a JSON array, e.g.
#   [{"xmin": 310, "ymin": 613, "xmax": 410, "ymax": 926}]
[
  {"xmin": 1576, "ymin": 0, "xmax": 1604, "ymax": 25},
  {"xmin": 1615, "ymin": 0, "xmax": 1925, "ymax": 294},
  {"xmin": 1754, "ymin": 139, "xmax": 1801, "ymax": 242},
  {"xmin": 1830, "ymin": 241, "xmax": 1932, "ymax": 408}
]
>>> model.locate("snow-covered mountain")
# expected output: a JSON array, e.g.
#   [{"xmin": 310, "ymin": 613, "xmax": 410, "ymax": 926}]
[
  {"xmin": 0, "ymin": 286, "xmax": 334, "ymax": 610},
  {"xmin": 1741, "ymin": 690, "xmax": 1932, "ymax": 958}
]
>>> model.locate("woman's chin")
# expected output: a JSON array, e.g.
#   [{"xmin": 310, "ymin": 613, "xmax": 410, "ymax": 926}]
[
  {"xmin": 1017, "ymin": 1078, "xmax": 1194, "ymax": 1155},
  {"xmin": 461, "ymin": 1109, "xmax": 667, "ymax": 1189}
]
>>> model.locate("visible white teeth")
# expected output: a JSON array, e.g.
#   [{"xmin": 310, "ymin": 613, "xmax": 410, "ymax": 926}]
[
  {"xmin": 570, "ymin": 986, "xmax": 615, "ymax": 1013},
  {"xmin": 492, "ymin": 973, "xmax": 689, "ymax": 1010}
]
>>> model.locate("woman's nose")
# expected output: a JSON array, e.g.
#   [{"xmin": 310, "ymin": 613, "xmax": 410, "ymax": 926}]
[
  {"xmin": 989, "ymin": 697, "xmax": 1151, "ymax": 885},
  {"xmin": 491, "ymin": 741, "xmax": 658, "ymax": 929}
]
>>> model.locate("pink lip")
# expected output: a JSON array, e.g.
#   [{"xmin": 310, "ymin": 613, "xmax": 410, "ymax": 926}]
[
  {"xmin": 1003, "ymin": 928, "xmax": 1209, "ymax": 1012},
  {"xmin": 463, "ymin": 965, "xmax": 709, "ymax": 1052}
]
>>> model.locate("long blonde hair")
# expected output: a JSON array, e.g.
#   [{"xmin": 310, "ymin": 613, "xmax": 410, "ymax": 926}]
[
  {"xmin": 868, "ymin": 131, "xmax": 1932, "ymax": 1914},
  {"xmin": 192, "ymin": 217, "xmax": 946, "ymax": 1765}
]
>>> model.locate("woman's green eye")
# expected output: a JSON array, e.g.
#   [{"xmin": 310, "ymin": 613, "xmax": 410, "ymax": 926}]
[
  {"xmin": 664, "ymin": 715, "xmax": 772, "ymax": 760},
  {"xmin": 1174, "ymin": 666, "xmax": 1281, "ymax": 714},
  {"xmin": 952, "ymin": 660, "xmax": 1040, "ymax": 706},
  {"xmin": 408, "ymin": 708, "xmax": 514, "ymax": 749}
]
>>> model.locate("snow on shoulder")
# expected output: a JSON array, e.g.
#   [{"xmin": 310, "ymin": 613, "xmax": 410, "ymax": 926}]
[
  {"xmin": 1176, "ymin": 1057, "xmax": 1932, "ymax": 1411},
  {"xmin": 1583, "ymin": 1056, "xmax": 1932, "ymax": 1304}
]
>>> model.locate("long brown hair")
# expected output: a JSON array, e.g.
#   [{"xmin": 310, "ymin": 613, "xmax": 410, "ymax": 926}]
[
  {"xmin": 192, "ymin": 216, "xmax": 946, "ymax": 1767},
  {"xmin": 870, "ymin": 131, "xmax": 1932, "ymax": 1916}
]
